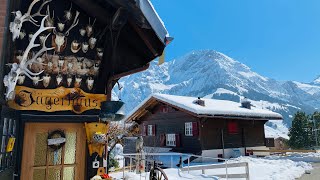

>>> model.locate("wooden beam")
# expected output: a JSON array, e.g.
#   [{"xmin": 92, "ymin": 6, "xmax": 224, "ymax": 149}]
[
  {"xmin": 129, "ymin": 20, "xmax": 158, "ymax": 57},
  {"xmin": 71, "ymin": 0, "xmax": 112, "ymax": 25}
]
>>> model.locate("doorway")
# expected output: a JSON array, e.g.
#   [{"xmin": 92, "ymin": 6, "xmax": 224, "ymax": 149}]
[{"xmin": 21, "ymin": 123, "xmax": 86, "ymax": 180}]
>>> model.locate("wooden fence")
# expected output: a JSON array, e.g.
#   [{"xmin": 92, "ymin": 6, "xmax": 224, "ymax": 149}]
[{"xmin": 180, "ymin": 162, "xmax": 250, "ymax": 180}]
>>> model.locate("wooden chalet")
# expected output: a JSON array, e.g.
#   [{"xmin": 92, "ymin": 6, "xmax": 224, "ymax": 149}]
[
  {"xmin": 0, "ymin": 0, "xmax": 171, "ymax": 179},
  {"xmin": 125, "ymin": 94, "xmax": 283, "ymax": 159}
]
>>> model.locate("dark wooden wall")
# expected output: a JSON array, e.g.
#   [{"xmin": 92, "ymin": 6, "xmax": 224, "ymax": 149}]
[
  {"xmin": 139, "ymin": 105, "xmax": 202, "ymax": 154},
  {"xmin": 200, "ymin": 119, "xmax": 267, "ymax": 150},
  {"xmin": 137, "ymin": 102, "xmax": 268, "ymax": 154}
]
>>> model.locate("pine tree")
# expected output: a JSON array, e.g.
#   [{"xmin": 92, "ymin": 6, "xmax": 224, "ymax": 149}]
[
  {"xmin": 288, "ymin": 111, "xmax": 311, "ymax": 149},
  {"xmin": 311, "ymin": 112, "xmax": 320, "ymax": 146}
]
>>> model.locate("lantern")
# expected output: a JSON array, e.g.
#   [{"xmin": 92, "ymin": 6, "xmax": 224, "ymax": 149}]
[{"xmin": 99, "ymin": 101, "xmax": 125, "ymax": 122}]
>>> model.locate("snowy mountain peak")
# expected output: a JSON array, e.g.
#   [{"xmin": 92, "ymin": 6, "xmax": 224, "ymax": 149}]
[
  {"xmin": 312, "ymin": 75, "xmax": 320, "ymax": 85},
  {"xmin": 114, "ymin": 49, "xmax": 320, "ymax": 138}
]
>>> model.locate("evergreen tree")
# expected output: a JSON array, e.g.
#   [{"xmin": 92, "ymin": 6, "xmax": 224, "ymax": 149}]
[
  {"xmin": 288, "ymin": 111, "xmax": 311, "ymax": 149},
  {"xmin": 311, "ymin": 112, "xmax": 320, "ymax": 146}
]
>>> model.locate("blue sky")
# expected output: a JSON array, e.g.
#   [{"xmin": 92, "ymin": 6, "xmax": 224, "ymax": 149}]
[{"xmin": 152, "ymin": 0, "xmax": 320, "ymax": 82}]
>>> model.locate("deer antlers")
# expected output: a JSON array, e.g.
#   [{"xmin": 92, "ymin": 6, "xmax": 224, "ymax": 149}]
[
  {"xmin": 65, "ymin": 11, "xmax": 80, "ymax": 36},
  {"xmin": 9, "ymin": 0, "xmax": 52, "ymax": 41},
  {"xmin": 4, "ymin": 16, "xmax": 55, "ymax": 100}
]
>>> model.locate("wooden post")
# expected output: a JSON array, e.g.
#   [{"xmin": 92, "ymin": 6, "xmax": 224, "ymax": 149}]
[
  {"xmin": 221, "ymin": 129, "xmax": 225, "ymax": 158},
  {"xmin": 245, "ymin": 162, "xmax": 250, "ymax": 180}
]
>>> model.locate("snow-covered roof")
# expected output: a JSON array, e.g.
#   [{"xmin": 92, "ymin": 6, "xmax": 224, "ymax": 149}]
[
  {"xmin": 137, "ymin": 0, "xmax": 169, "ymax": 44},
  {"xmin": 126, "ymin": 94, "xmax": 283, "ymax": 121}
]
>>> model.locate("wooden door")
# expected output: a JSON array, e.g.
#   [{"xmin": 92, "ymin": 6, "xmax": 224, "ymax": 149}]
[{"xmin": 21, "ymin": 123, "xmax": 86, "ymax": 180}]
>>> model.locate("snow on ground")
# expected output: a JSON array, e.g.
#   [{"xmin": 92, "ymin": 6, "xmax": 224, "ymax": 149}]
[
  {"xmin": 266, "ymin": 152, "xmax": 320, "ymax": 163},
  {"xmin": 110, "ymin": 156, "xmax": 312, "ymax": 180},
  {"xmin": 264, "ymin": 120, "xmax": 289, "ymax": 139}
]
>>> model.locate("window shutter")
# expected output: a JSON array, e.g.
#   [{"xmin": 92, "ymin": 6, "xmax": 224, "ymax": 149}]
[
  {"xmin": 228, "ymin": 121, "xmax": 238, "ymax": 134},
  {"xmin": 152, "ymin": 125, "xmax": 156, "ymax": 136},
  {"xmin": 160, "ymin": 134, "xmax": 166, "ymax": 147},
  {"xmin": 143, "ymin": 125, "xmax": 147, "ymax": 136},
  {"xmin": 175, "ymin": 134, "xmax": 181, "ymax": 147},
  {"xmin": 192, "ymin": 122, "xmax": 199, "ymax": 136}
]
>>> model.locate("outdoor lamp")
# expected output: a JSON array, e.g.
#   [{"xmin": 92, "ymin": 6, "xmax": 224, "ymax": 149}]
[{"xmin": 99, "ymin": 101, "xmax": 125, "ymax": 121}]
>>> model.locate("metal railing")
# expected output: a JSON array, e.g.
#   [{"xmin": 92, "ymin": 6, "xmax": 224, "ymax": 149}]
[{"xmin": 112, "ymin": 152, "xmax": 250, "ymax": 180}]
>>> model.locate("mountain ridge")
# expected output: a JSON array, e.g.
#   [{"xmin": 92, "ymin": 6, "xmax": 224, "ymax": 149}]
[{"xmin": 113, "ymin": 49, "xmax": 320, "ymax": 138}]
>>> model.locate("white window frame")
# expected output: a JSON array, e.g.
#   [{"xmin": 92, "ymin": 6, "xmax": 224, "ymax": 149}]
[
  {"xmin": 185, "ymin": 122, "xmax": 193, "ymax": 136},
  {"xmin": 148, "ymin": 125, "xmax": 153, "ymax": 136},
  {"xmin": 166, "ymin": 134, "xmax": 176, "ymax": 147}
]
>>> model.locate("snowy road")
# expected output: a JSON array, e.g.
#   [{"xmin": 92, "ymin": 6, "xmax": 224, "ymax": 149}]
[{"xmin": 298, "ymin": 163, "xmax": 320, "ymax": 180}]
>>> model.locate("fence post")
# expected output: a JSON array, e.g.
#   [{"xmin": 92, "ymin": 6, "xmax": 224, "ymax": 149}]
[
  {"xmin": 188, "ymin": 157, "xmax": 190, "ymax": 173},
  {"xmin": 130, "ymin": 157, "xmax": 132, "ymax": 172},
  {"xmin": 202, "ymin": 169, "xmax": 205, "ymax": 174},
  {"xmin": 246, "ymin": 162, "xmax": 250, "ymax": 180},
  {"xmin": 171, "ymin": 155, "xmax": 173, "ymax": 168},
  {"xmin": 123, "ymin": 157, "xmax": 125, "ymax": 179},
  {"xmin": 225, "ymin": 160, "xmax": 228, "ymax": 180}
]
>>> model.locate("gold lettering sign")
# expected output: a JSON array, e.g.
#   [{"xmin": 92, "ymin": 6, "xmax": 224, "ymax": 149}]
[{"xmin": 8, "ymin": 86, "xmax": 107, "ymax": 114}]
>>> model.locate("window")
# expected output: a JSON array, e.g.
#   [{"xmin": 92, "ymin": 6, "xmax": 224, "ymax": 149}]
[
  {"xmin": 144, "ymin": 125, "xmax": 155, "ymax": 136},
  {"xmin": 148, "ymin": 125, "xmax": 153, "ymax": 136},
  {"xmin": 185, "ymin": 122, "xmax": 199, "ymax": 136},
  {"xmin": 185, "ymin": 122, "xmax": 192, "ymax": 136},
  {"xmin": 161, "ymin": 105, "xmax": 169, "ymax": 113},
  {"xmin": 166, "ymin": 134, "xmax": 176, "ymax": 146},
  {"xmin": 0, "ymin": 118, "xmax": 17, "ymax": 170}
]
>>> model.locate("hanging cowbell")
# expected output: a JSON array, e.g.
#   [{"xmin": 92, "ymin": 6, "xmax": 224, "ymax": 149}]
[
  {"xmin": 99, "ymin": 101, "xmax": 125, "ymax": 122},
  {"xmin": 92, "ymin": 132, "xmax": 107, "ymax": 144}
]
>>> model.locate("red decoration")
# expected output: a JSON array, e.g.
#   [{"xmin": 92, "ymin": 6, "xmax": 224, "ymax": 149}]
[{"xmin": 228, "ymin": 121, "xmax": 238, "ymax": 134}]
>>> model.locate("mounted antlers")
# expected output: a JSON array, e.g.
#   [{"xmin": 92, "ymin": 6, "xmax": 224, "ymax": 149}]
[
  {"xmin": 52, "ymin": 11, "xmax": 80, "ymax": 53},
  {"xmin": 9, "ymin": 0, "xmax": 52, "ymax": 41},
  {"xmin": 4, "ymin": 16, "xmax": 55, "ymax": 100}
]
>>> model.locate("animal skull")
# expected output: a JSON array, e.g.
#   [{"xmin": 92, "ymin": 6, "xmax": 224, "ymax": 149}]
[
  {"xmin": 82, "ymin": 42, "xmax": 89, "ymax": 53},
  {"xmin": 58, "ymin": 56, "xmax": 64, "ymax": 68},
  {"xmin": 47, "ymin": 61, "xmax": 53, "ymax": 70},
  {"xmin": 39, "ymin": 34, "xmax": 46, "ymax": 45},
  {"xmin": 52, "ymin": 32, "xmax": 67, "ymax": 53},
  {"xmin": 57, "ymin": 22, "xmax": 65, "ymax": 31},
  {"xmin": 32, "ymin": 75, "xmax": 40, "ymax": 86},
  {"xmin": 17, "ymin": 74, "xmax": 26, "ymax": 85},
  {"xmin": 93, "ymin": 63, "xmax": 99, "ymax": 75},
  {"xmin": 9, "ymin": 0, "xmax": 52, "ymax": 41},
  {"xmin": 29, "ymin": 33, "xmax": 34, "ymax": 41},
  {"xmin": 64, "ymin": 3, "xmax": 73, "ymax": 21},
  {"xmin": 56, "ymin": 74, "xmax": 63, "ymax": 86},
  {"xmin": 79, "ymin": 28, "xmax": 86, "ymax": 36},
  {"xmin": 67, "ymin": 75, "xmax": 73, "ymax": 87},
  {"xmin": 96, "ymin": 48, "xmax": 103, "ymax": 59},
  {"xmin": 42, "ymin": 74, "xmax": 51, "ymax": 88},
  {"xmin": 71, "ymin": 40, "xmax": 81, "ymax": 53},
  {"xmin": 67, "ymin": 62, "xmax": 73, "ymax": 71},
  {"xmin": 74, "ymin": 76, "xmax": 82, "ymax": 87},
  {"xmin": 86, "ymin": 76, "xmax": 94, "ymax": 90},
  {"xmin": 86, "ymin": 17, "xmax": 96, "ymax": 37},
  {"xmin": 19, "ymin": 30, "xmax": 26, "ymax": 39},
  {"xmin": 89, "ymin": 37, "xmax": 97, "ymax": 49}
]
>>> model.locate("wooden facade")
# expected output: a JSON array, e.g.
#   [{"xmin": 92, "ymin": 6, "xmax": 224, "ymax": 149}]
[{"xmin": 127, "ymin": 96, "xmax": 276, "ymax": 157}]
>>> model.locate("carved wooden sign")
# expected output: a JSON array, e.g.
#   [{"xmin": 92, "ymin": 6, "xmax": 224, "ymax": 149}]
[{"xmin": 8, "ymin": 86, "xmax": 106, "ymax": 114}]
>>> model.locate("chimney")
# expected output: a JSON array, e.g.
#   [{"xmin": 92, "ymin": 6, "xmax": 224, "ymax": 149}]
[
  {"xmin": 241, "ymin": 97, "xmax": 251, "ymax": 109},
  {"xmin": 193, "ymin": 97, "xmax": 205, "ymax": 106}
]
